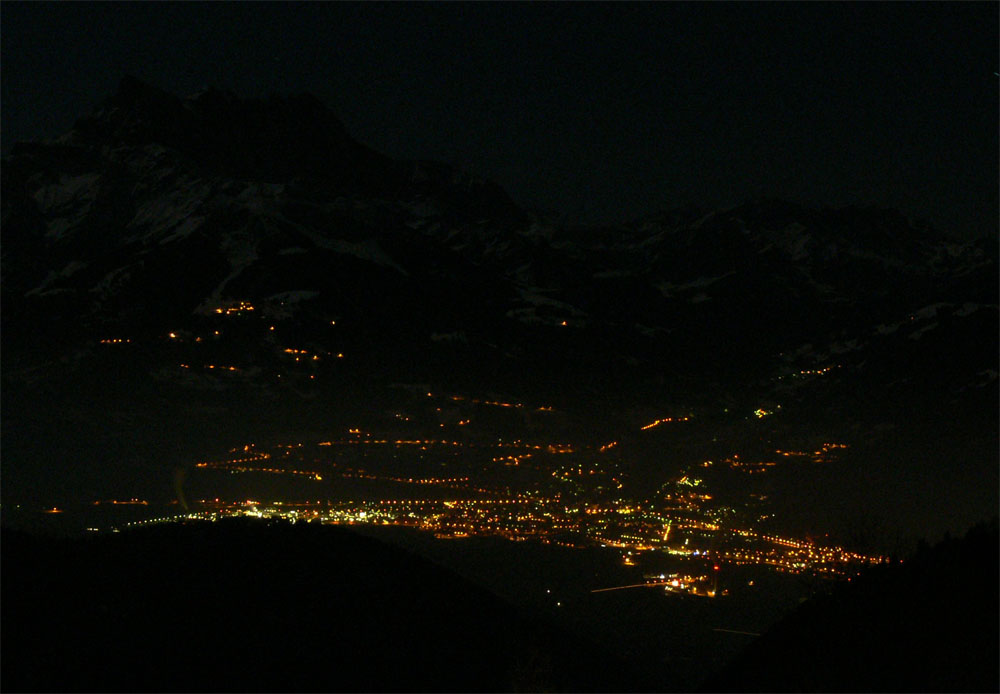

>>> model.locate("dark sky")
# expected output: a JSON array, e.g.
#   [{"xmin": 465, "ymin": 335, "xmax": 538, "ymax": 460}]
[{"xmin": 2, "ymin": 2, "xmax": 997, "ymax": 239}]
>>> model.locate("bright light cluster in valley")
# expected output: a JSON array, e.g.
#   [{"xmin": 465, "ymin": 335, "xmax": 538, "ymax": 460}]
[
  {"xmin": 99, "ymin": 424, "xmax": 882, "ymax": 595},
  {"xmin": 86, "ymin": 297, "xmax": 887, "ymax": 598}
]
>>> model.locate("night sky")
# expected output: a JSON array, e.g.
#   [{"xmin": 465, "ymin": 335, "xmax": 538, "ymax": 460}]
[{"xmin": 2, "ymin": 2, "xmax": 997, "ymax": 239}]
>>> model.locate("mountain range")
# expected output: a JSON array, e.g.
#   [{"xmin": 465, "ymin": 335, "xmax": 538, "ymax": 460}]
[{"xmin": 2, "ymin": 77, "xmax": 996, "ymax": 541}]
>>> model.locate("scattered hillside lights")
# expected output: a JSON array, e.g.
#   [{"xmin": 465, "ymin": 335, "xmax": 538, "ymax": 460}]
[{"xmin": 641, "ymin": 416, "xmax": 691, "ymax": 430}]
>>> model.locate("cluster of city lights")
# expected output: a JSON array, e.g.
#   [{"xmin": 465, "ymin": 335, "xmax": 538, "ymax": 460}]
[
  {"xmin": 446, "ymin": 394, "xmax": 556, "ymax": 412},
  {"xmin": 212, "ymin": 301, "xmax": 255, "ymax": 316},
  {"xmin": 69, "ymin": 360, "xmax": 882, "ymax": 591},
  {"xmin": 640, "ymin": 416, "xmax": 691, "ymax": 431},
  {"xmin": 777, "ymin": 365, "xmax": 840, "ymax": 380}
]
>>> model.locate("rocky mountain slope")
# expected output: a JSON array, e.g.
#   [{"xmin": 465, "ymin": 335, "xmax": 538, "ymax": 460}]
[{"xmin": 2, "ymin": 78, "xmax": 996, "ymax": 537}]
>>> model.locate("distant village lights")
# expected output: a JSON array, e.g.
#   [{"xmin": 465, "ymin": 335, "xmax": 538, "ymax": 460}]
[
  {"xmin": 211, "ymin": 301, "xmax": 255, "ymax": 316},
  {"xmin": 641, "ymin": 416, "xmax": 691, "ymax": 430}
]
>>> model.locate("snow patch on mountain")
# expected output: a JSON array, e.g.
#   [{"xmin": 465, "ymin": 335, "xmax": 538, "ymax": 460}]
[
  {"xmin": 873, "ymin": 302, "xmax": 994, "ymax": 336},
  {"xmin": 911, "ymin": 302, "xmax": 951, "ymax": 320},
  {"xmin": 44, "ymin": 217, "xmax": 75, "ymax": 239},
  {"xmin": 92, "ymin": 264, "xmax": 138, "ymax": 297},
  {"xmin": 272, "ymin": 211, "xmax": 408, "ymax": 275},
  {"xmin": 955, "ymin": 302, "xmax": 993, "ymax": 317},
  {"xmin": 129, "ymin": 179, "xmax": 214, "ymax": 243},
  {"xmin": 657, "ymin": 272, "xmax": 735, "ymax": 298},
  {"xmin": 506, "ymin": 288, "xmax": 587, "ymax": 326},
  {"xmin": 31, "ymin": 173, "xmax": 101, "ymax": 211},
  {"xmin": 30, "ymin": 173, "xmax": 103, "ymax": 239},
  {"xmin": 25, "ymin": 260, "xmax": 90, "ymax": 296},
  {"xmin": 25, "ymin": 272, "xmax": 59, "ymax": 297},
  {"xmin": 318, "ymin": 238, "xmax": 408, "ymax": 276},
  {"xmin": 514, "ymin": 289, "xmax": 587, "ymax": 316},
  {"xmin": 236, "ymin": 182, "xmax": 285, "ymax": 215},
  {"xmin": 907, "ymin": 322, "xmax": 939, "ymax": 340},
  {"xmin": 61, "ymin": 260, "xmax": 87, "ymax": 277},
  {"xmin": 691, "ymin": 211, "xmax": 720, "ymax": 229},
  {"xmin": 430, "ymin": 331, "xmax": 468, "ymax": 343},
  {"xmin": 402, "ymin": 199, "xmax": 441, "ymax": 219},
  {"xmin": 158, "ymin": 215, "xmax": 206, "ymax": 245},
  {"xmin": 770, "ymin": 223, "xmax": 812, "ymax": 261},
  {"xmin": 974, "ymin": 370, "xmax": 998, "ymax": 387}
]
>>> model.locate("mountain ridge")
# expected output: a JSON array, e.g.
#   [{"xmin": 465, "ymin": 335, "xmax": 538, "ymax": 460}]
[
  {"xmin": 1, "ymin": 79, "xmax": 995, "ymax": 539},
  {"xmin": 3, "ymin": 79, "xmax": 994, "ymax": 371}
]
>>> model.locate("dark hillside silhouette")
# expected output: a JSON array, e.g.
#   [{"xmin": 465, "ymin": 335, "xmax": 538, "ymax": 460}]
[
  {"xmin": 705, "ymin": 518, "xmax": 999, "ymax": 692},
  {"xmin": 2, "ymin": 518, "xmax": 654, "ymax": 692}
]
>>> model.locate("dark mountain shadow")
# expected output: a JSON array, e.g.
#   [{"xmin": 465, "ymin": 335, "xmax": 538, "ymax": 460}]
[
  {"xmin": 703, "ymin": 518, "xmax": 999, "ymax": 692},
  {"xmin": 1, "ymin": 517, "xmax": 664, "ymax": 692}
]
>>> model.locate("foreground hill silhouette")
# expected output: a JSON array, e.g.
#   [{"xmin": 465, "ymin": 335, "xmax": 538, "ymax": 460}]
[
  {"xmin": 705, "ymin": 518, "xmax": 999, "ymax": 692},
  {"xmin": 2, "ymin": 518, "xmax": 653, "ymax": 692}
]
